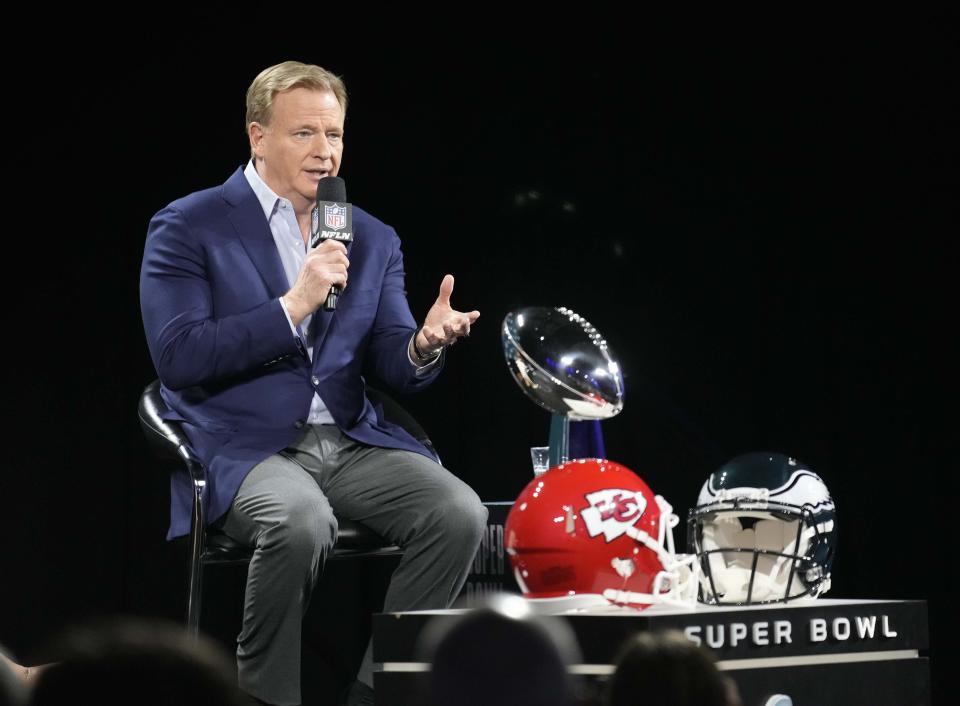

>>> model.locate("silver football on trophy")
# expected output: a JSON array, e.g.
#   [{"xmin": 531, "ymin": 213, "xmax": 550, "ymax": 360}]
[{"xmin": 501, "ymin": 307, "xmax": 624, "ymax": 420}]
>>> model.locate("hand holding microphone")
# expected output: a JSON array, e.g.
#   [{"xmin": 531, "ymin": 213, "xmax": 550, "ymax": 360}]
[
  {"xmin": 282, "ymin": 240, "xmax": 349, "ymax": 326},
  {"xmin": 282, "ymin": 176, "xmax": 354, "ymax": 325},
  {"xmin": 311, "ymin": 176, "xmax": 353, "ymax": 311}
]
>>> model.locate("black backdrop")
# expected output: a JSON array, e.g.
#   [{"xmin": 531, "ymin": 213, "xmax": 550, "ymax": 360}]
[{"xmin": 2, "ymin": 11, "xmax": 955, "ymax": 704}]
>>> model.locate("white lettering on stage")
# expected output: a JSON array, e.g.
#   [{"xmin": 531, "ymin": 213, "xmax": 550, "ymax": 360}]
[
  {"xmin": 882, "ymin": 615, "xmax": 898, "ymax": 637},
  {"xmin": 684, "ymin": 620, "xmax": 792, "ymax": 648},
  {"xmin": 682, "ymin": 614, "xmax": 895, "ymax": 650},
  {"xmin": 856, "ymin": 615, "xmax": 876, "ymax": 638}
]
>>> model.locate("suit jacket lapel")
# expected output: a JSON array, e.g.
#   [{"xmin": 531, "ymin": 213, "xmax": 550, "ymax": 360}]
[{"xmin": 222, "ymin": 168, "xmax": 289, "ymax": 300}]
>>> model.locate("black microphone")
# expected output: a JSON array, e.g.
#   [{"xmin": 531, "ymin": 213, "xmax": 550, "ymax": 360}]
[{"xmin": 310, "ymin": 176, "xmax": 354, "ymax": 311}]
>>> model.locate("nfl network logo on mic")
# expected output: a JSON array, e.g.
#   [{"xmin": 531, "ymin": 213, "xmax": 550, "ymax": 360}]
[{"xmin": 324, "ymin": 203, "xmax": 347, "ymax": 230}]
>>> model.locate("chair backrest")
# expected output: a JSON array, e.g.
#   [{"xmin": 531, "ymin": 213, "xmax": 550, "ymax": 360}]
[
  {"xmin": 365, "ymin": 385, "xmax": 439, "ymax": 461},
  {"xmin": 138, "ymin": 380, "xmax": 193, "ymax": 465}
]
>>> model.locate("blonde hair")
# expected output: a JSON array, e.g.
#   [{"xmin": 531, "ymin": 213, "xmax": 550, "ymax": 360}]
[{"xmin": 245, "ymin": 61, "xmax": 348, "ymax": 159}]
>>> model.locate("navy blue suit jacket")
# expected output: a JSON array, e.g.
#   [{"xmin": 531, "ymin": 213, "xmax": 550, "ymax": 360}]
[{"xmin": 141, "ymin": 168, "xmax": 441, "ymax": 539}]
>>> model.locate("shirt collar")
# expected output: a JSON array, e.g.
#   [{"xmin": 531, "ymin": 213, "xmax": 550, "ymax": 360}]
[{"xmin": 243, "ymin": 159, "xmax": 285, "ymax": 220}]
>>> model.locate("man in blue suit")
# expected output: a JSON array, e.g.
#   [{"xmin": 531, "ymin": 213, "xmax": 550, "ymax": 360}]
[{"xmin": 140, "ymin": 61, "xmax": 487, "ymax": 706}]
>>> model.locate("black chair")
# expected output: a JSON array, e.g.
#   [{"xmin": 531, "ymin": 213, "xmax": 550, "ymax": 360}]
[{"xmin": 138, "ymin": 380, "xmax": 435, "ymax": 635}]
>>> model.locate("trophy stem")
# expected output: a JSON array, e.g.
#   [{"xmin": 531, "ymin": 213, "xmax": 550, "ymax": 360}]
[{"xmin": 548, "ymin": 413, "xmax": 570, "ymax": 466}]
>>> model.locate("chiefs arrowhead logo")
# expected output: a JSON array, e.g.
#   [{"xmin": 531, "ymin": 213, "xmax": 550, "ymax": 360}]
[{"xmin": 580, "ymin": 489, "xmax": 647, "ymax": 542}]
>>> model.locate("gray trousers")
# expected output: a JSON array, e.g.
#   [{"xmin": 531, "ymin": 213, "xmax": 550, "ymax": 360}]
[{"xmin": 218, "ymin": 425, "xmax": 487, "ymax": 706}]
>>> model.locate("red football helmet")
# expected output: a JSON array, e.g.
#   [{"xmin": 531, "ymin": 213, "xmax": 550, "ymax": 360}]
[{"xmin": 505, "ymin": 458, "xmax": 698, "ymax": 610}]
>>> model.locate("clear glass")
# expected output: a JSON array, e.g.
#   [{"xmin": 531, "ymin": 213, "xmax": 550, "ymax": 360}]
[{"xmin": 530, "ymin": 446, "xmax": 551, "ymax": 476}]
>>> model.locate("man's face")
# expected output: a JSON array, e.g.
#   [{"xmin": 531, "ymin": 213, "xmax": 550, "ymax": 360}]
[{"xmin": 249, "ymin": 87, "xmax": 344, "ymax": 211}]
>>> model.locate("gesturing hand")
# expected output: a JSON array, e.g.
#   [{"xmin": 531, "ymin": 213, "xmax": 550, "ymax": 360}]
[{"xmin": 415, "ymin": 275, "xmax": 479, "ymax": 357}]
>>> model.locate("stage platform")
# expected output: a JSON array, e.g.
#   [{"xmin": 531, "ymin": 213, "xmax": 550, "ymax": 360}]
[
  {"xmin": 372, "ymin": 501, "xmax": 931, "ymax": 705},
  {"xmin": 375, "ymin": 596, "xmax": 928, "ymax": 704}
]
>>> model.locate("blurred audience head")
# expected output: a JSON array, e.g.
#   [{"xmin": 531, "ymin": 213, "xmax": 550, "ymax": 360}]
[
  {"xmin": 1, "ymin": 647, "xmax": 27, "ymax": 706},
  {"xmin": 27, "ymin": 617, "xmax": 249, "ymax": 706},
  {"xmin": 420, "ymin": 593, "xmax": 582, "ymax": 706},
  {"xmin": 606, "ymin": 630, "xmax": 741, "ymax": 706}
]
